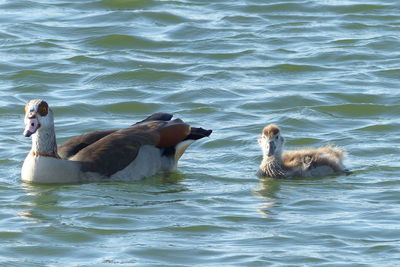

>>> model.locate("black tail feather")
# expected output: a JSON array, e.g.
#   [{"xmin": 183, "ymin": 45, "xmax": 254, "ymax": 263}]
[
  {"xmin": 185, "ymin": 127, "xmax": 212, "ymax": 140},
  {"xmin": 161, "ymin": 127, "xmax": 211, "ymax": 157}
]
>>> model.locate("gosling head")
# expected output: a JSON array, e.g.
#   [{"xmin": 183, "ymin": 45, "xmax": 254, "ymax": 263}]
[
  {"xmin": 258, "ymin": 124, "xmax": 284, "ymax": 158},
  {"xmin": 23, "ymin": 99, "xmax": 54, "ymax": 137}
]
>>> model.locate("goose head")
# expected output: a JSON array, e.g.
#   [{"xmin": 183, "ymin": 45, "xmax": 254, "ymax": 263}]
[
  {"xmin": 23, "ymin": 99, "xmax": 54, "ymax": 137},
  {"xmin": 258, "ymin": 124, "xmax": 284, "ymax": 158}
]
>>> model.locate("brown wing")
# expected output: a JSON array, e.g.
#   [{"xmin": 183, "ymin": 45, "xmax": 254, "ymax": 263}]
[
  {"xmin": 58, "ymin": 113, "xmax": 175, "ymax": 159},
  {"xmin": 156, "ymin": 119, "xmax": 190, "ymax": 147},
  {"xmin": 70, "ymin": 119, "xmax": 191, "ymax": 177},
  {"xmin": 58, "ymin": 130, "xmax": 117, "ymax": 159}
]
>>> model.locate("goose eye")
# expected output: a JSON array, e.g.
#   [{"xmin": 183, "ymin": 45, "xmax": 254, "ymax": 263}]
[{"xmin": 38, "ymin": 101, "xmax": 48, "ymax": 116}]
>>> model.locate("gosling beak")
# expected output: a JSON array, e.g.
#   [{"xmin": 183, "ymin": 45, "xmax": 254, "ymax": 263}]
[{"xmin": 268, "ymin": 141, "xmax": 276, "ymax": 156}]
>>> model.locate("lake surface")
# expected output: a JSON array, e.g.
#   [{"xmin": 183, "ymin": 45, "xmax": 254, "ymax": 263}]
[{"xmin": 1, "ymin": 0, "xmax": 400, "ymax": 266}]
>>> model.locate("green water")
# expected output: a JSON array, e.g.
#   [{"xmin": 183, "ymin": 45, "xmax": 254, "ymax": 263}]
[{"xmin": 1, "ymin": 0, "xmax": 400, "ymax": 266}]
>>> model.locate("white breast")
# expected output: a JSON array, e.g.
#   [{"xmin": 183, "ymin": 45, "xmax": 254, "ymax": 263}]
[{"xmin": 21, "ymin": 155, "xmax": 82, "ymax": 184}]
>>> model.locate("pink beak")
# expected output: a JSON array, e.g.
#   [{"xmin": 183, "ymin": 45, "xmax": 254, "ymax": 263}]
[{"xmin": 23, "ymin": 117, "xmax": 40, "ymax": 137}]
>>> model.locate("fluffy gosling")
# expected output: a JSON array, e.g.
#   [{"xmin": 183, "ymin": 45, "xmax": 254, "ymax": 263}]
[{"xmin": 258, "ymin": 124, "xmax": 349, "ymax": 178}]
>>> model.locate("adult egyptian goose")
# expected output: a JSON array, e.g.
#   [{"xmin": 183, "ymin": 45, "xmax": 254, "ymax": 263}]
[
  {"xmin": 258, "ymin": 124, "xmax": 348, "ymax": 178},
  {"xmin": 22, "ymin": 99, "xmax": 212, "ymax": 184}
]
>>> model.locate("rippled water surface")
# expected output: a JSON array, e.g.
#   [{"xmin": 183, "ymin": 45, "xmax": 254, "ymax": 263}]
[{"xmin": 1, "ymin": 0, "xmax": 400, "ymax": 266}]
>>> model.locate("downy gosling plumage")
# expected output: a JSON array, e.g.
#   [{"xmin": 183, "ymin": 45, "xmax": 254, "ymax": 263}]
[{"xmin": 258, "ymin": 124, "xmax": 348, "ymax": 178}]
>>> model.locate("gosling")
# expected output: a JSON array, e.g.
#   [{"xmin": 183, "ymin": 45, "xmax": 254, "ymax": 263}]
[{"xmin": 258, "ymin": 124, "xmax": 349, "ymax": 178}]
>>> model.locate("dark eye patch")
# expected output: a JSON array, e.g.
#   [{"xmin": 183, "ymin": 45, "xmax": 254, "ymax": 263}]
[{"xmin": 38, "ymin": 101, "xmax": 48, "ymax": 116}]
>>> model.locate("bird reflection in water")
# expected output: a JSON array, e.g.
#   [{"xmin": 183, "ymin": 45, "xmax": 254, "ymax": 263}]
[{"xmin": 253, "ymin": 177, "xmax": 281, "ymax": 217}]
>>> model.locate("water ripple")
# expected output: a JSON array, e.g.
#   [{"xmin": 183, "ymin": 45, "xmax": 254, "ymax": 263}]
[
  {"xmin": 86, "ymin": 34, "xmax": 172, "ymax": 50},
  {"xmin": 1, "ymin": 0, "xmax": 400, "ymax": 266}
]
